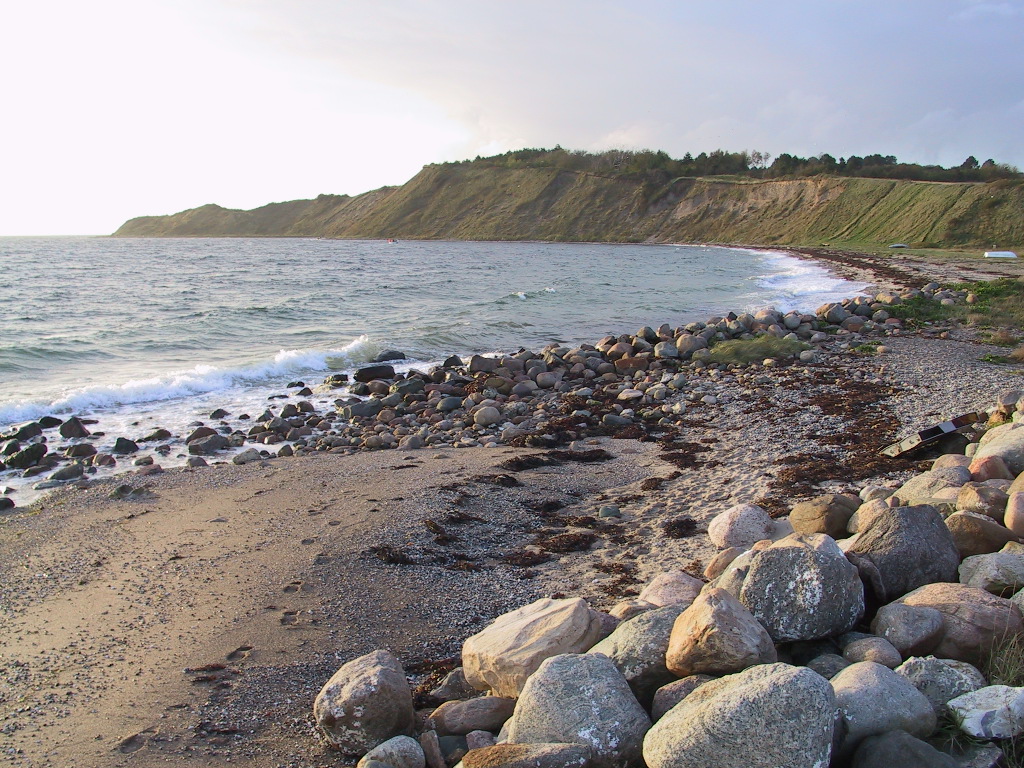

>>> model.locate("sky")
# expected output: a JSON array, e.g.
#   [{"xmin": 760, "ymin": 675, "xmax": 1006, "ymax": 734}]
[{"xmin": 1, "ymin": 0, "xmax": 1022, "ymax": 235}]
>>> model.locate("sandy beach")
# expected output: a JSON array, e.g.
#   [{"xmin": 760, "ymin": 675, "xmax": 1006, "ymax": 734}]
[{"xmin": 4, "ymin": 252, "xmax": 1024, "ymax": 767}]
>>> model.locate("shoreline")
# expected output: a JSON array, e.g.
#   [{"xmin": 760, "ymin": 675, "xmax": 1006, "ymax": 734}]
[{"xmin": 4, "ymin": 250, "xmax": 1024, "ymax": 766}]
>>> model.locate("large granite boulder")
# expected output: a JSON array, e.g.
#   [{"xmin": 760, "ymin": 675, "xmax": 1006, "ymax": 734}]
[
  {"xmin": 831, "ymin": 661, "xmax": 936, "ymax": 755},
  {"xmin": 461, "ymin": 743, "xmax": 591, "ymax": 768},
  {"xmin": 462, "ymin": 598, "xmax": 605, "ymax": 698},
  {"xmin": 589, "ymin": 604, "xmax": 687, "ymax": 707},
  {"xmin": 665, "ymin": 587, "xmax": 776, "ymax": 678},
  {"xmin": 357, "ymin": 735, "xmax": 425, "ymax": 768},
  {"xmin": 789, "ymin": 494, "xmax": 859, "ymax": 539},
  {"xmin": 947, "ymin": 685, "xmax": 1024, "ymax": 739},
  {"xmin": 842, "ymin": 505, "xmax": 959, "ymax": 602},
  {"xmin": 427, "ymin": 697, "xmax": 516, "ymax": 736},
  {"xmin": 650, "ymin": 675, "xmax": 715, "ymax": 722},
  {"xmin": 505, "ymin": 653, "xmax": 650, "ymax": 768},
  {"xmin": 738, "ymin": 534, "xmax": 864, "ymax": 642},
  {"xmin": 313, "ymin": 650, "xmax": 415, "ymax": 755},
  {"xmin": 643, "ymin": 663, "xmax": 835, "ymax": 768},
  {"xmin": 894, "ymin": 655, "xmax": 988, "ymax": 716},
  {"xmin": 892, "ymin": 583, "xmax": 1024, "ymax": 665},
  {"xmin": 973, "ymin": 422, "xmax": 1024, "ymax": 475}
]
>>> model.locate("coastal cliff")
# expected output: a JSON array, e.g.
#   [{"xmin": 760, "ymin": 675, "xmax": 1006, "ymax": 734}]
[{"xmin": 113, "ymin": 165, "xmax": 1024, "ymax": 248}]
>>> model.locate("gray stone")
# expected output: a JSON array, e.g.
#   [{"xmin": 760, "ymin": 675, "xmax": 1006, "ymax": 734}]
[
  {"xmin": 637, "ymin": 571, "xmax": 703, "ymax": 608},
  {"xmin": 946, "ymin": 511, "xmax": 1021, "ymax": 557},
  {"xmin": 473, "ymin": 407, "xmax": 502, "ymax": 427},
  {"xmin": 505, "ymin": 653, "xmax": 650, "ymax": 768},
  {"xmin": 831, "ymin": 661, "xmax": 937, "ymax": 755},
  {"xmin": 342, "ymin": 399, "xmax": 384, "ymax": 419},
  {"xmin": 59, "ymin": 417, "xmax": 90, "ymax": 438},
  {"xmin": 789, "ymin": 494, "xmax": 858, "ymax": 539},
  {"xmin": 807, "ymin": 653, "xmax": 850, "ymax": 679},
  {"xmin": 187, "ymin": 433, "xmax": 229, "ymax": 455},
  {"xmin": 957, "ymin": 483, "xmax": 1010, "ymax": 519},
  {"xmin": 973, "ymin": 422, "xmax": 1024, "ymax": 475},
  {"xmin": 50, "ymin": 463, "xmax": 84, "ymax": 481},
  {"xmin": 843, "ymin": 637, "xmax": 902, "ymax": 668},
  {"xmin": 850, "ymin": 730, "xmax": 958, "ymax": 768},
  {"xmin": 589, "ymin": 604, "xmax": 686, "ymax": 707},
  {"xmin": 643, "ymin": 663, "xmax": 835, "ymax": 768},
  {"xmin": 895, "ymin": 655, "xmax": 988, "ymax": 716},
  {"xmin": 843, "ymin": 505, "xmax": 960, "ymax": 602},
  {"xmin": 429, "ymin": 668, "xmax": 477, "ymax": 703},
  {"xmin": 111, "ymin": 437, "xmax": 139, "ymax": 455},
  {"xmin": 674, "ymin": 335, "xmax": 708, "ymax": 359},
  {"xmin": 428, "ymin": 697, "xmax": 516, "ymax": 736},
  {"xmin": 5, "ymin": 442, "xmax": 46, "ymax": 469},
  {"xmin": 232, "ymin": 447, "xmax": 262, "ymax": 465},
  {"xmin": 870, "ymin": 603, "xmax": 945, "ymax": 657},
  {"xmin": 313, "ymin": 650, "xmax": 415, "ymax": 755},
  {"xmin": 738, "ymin": 533, "xmax": 864, "ymax": 642}
]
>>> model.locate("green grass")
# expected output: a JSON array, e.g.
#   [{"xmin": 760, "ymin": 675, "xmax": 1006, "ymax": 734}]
[
  {"xmin": 707, "ymin": 336, "xmax": 809, "ymax": 366},
  {"xmin": 852, "ymin": 343, "xmax": 881, "ymax": 355}
]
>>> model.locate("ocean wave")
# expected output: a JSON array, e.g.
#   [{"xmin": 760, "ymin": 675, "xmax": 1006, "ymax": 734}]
[
  {"xmin": 753, "ymin": 252, "xmax": 870, "ymax": 312},
  {"xmin": 0, "ymin": 336, "xmax": 374, "ymax": 427}
]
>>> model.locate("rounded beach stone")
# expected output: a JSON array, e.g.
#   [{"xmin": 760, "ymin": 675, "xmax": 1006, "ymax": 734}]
[
  {"xmin": 959, "ymin": 550, "xmax": 1024, "ymax": 596},
  {"xmin": 473, "ymin": 407, "xmax": 502, "ymax": 427},
  {"xmin": 505, "ymin": 653, "xmax": 650, "ymax": 768},
  {"xmin": 831, "ymin": 661, "xmax": 936, "ymax": 755},
  {"xmin": 973, "ymin": 423, "xmax": 1024, "ymax": 475},
  {"xmin": 806, "ymin": 653, "xmax": 850, "ymax": 679},
  {"xmin": 842, "ymin": 637, "xmax": 902, "ymax": 668},
  {"xmin": 893, "ymin": 582, "xmax": 1024, "ymax": 665},
  {"xmin": 702, "ymin": 547, "xmax": 744, "ymax": 580},
  {"xmin": 893, "ymin": 466, "xmax": 971, "ymax": 505},
  {"xmin": 788, "ymin": 494, "xmax": 859, "ymax": 539},
  {"xmin": 738, "ymin": 533, "xmax": 864, "ymax": 643},
  {"xmin": 945, "ymin": 511, "xmax": 1020, "ymax": 557},
  {"xmin": 642, "ymin": 663, "xmax": 835, "ymax": 768},
  {"xmin": 894, "ymin": 655, "xmax": 988, "ymax": 716},
  {"xmin": 956, "ymin": 483, "xmax": 1009, "ymax": 519},
  {"xmin": 637, "ymin": 571, "xmax": 703, "ymax": 608},
  {"xmin": 427, "ymin": 697, "xmax": 516, "ymax": 736},
  {"xmin": 932, "ymin": 454, "xmax": 973, "ymax": 471},
  {"xmin": 356, "ymin": 735, "xmax": 425, "ymax": 768},
  {"xmin": 461, "ymin": 598, "xmax": 605, "ymax": 698},
  {"xmin": 589, "ymin": 604, "xmax": 687, "ymax": 706},
  {"xmin": 1005, "ymin": 492, "xmax": 1024, "ymax": 536},
  {"xmin": 707, "ymin": 503, "xmax": 773, "ymax": 549},
  {"xmin": 313, "ymin": 649, "xmax": 415, "ymax": 755},
  {"xmin": 461, "ymin": 743, "xmax": 592, "ymax": 768},
  {"xmin": 665, "ymin": 587, "xmax": 777, "ymax": 678},
  {"xmin": 870, "ymin": 603, "xmax": 944, "ymax": 657},
  {"xmin": 970, "ymin": 454, "xmax": 1015, "ymax": 482}
]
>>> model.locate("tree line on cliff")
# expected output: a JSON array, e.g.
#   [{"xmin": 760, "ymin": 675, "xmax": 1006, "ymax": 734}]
[{"xmin": 455, "ymin": 147, "xmax": 1021, "ymax": 184}]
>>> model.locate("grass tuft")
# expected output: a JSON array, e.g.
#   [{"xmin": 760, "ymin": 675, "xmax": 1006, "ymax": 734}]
[{"xmin": 707, "ymin": 336, "xmax": 808, "ymax": 366}]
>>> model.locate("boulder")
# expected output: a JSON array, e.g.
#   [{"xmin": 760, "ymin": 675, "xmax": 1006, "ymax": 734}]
[
  {"xmin": 970, "ymin": 455, "xmax": 1015, "ymax": 482},
  {"xmin": 187, "ymin": 433, "xmax": 229, "ymax": 455},
  {"xmin": 650, "ymin": 675, "xmax": 714, "ymax": 722},
  {"xmin": 894, "ymin": 655, "xmax": 988, "ymax": 716},
  {"xmin": 893, "ymin": 467, "xmax": 971, "ymax": 505},
  {"xmin": 973, "ymin": 422, "xmax": 1024, "ymax": 475},
  {"xmin": 893, "ymin": 583, "xmax": 1024, "ymax": 665},
  {"xmin": 461, "ymin": 743, "xmax": 591, "ymax": 768},
  {"xmin": 789, "ymin": 494, "xmax": 858, "ymax": 539},
  {"xmin": 429, "ymin": 668, "xmax": 477, "ymax": 703},
  {"xmin": 461, "ymin": 598, "xmax": 605, "ymax": 698},
  {"xmin": 707, "ymin": 503, "xmax": 774, "ymax": 549},
  {"xmin": 674, "ymin": 335, "xmax": 708, "ymax": 359},
  {"xmin": 850, "ymin": 730, "xmax": 958, "ymax": 768},
  {"xmin": 831, "ymin": 661, "xmax": 936, "ymax": 754},
  {"xmin": 637, "ymin": 571, "xmax": 703, "ymax": 608},
  {"xmin": 643, "ymin": 663, "xmax": 835, "ymax": 768},
  {"xmin": 665, "ymin": 587, "xmax": 777, "ymax": 678},
  {"xmin": 738, "ymin": 534, "xmax": 864, "ymax": 642},
  {"xmin": 505, "ymin": 654, "xmax": 650, "ymax": 768},
  {"xmin": 427, "ymin": 697, "xmax": 516, "ymax": 736},
  {"xmin": 59, "ymin": 416, "xmax": 90, "ymax": 438},
  {"xmin": 1006, "ymin": 492, "xmax": 1024, "ymax": 537},
  {"xmin": 870, "ymin": 604, "xmax": 945, "ymax": 657},
  {"xmin": 957, "ymin": 483, "xmax": 1010, "ymax": 519},
  {"xmin": 959, "ymin": 548, "xmax": 1024, "ymax": 596},
  {"xmin": 843, "ymin": 637, "xmax": 902, "ymax": 668},
  {"xmin": 945, "ymin": 511, "xmax": 1020, "ymax": 558},
  {"xmin": 354, "ymin": 364, "xmax": 396, "ymax": 383},
  {"xmin": 702, "ymin": 547, "xmax": 744, "ymax": 580},
  {"xmin": 5, "ymin": 442, "xmax": 47, "ymax": 469},
  {"xmin": 357, "ymin": 735, "xmax": 425, "ymax": 768},
  {"xmin": 589, "ymin": 604, "xmax": 686, "ymax": 706},
  {"xmin": 842, "ymin": 505, "xmax": 960, "ymax": 603},
  {"xmin": 232, "ymin": 447, "xmax": 262, "ymax": 465},
  {"xmin": 313, "ymin": 650, "xmax": 415, "ymax": 755},
  {"xmin": 947, "ymin": 685, "xmax": 1024, "ymax": 739}
]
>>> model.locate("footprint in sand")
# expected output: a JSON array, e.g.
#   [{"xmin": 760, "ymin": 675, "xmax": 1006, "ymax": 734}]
[
  {"xmin": 283, "ymin": 580, "xmax": 313, "ymax": 594},
  {"xmin": 280, "ymin": 610, "xmax": 299, "ymax": 625},
  {"xmin": 117, "ymin": 729, "xmax": 156, "ymax": 754},
  {"xmin": 226, "ymin": 645, "xmax": 253, "ymax": 662}
]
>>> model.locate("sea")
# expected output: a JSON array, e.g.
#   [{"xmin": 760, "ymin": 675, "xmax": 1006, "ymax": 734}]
[{"xmin": 0, "ymin": 237, "xmax": 870, "ymax": 504}]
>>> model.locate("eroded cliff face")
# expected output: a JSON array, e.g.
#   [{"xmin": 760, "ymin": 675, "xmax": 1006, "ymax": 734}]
[{"xmin": 113, "ymin": 166, "xmax": 1024, "ymax": 248}]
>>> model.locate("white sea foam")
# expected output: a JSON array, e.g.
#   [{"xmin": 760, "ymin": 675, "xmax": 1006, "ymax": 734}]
[
  {"xmin": 0, "ymin": 336, "xmax": 373, "ymax": 425},
  {"xmin": 752, "ymin": 251, "xmax": 871, "ymax": 312}
]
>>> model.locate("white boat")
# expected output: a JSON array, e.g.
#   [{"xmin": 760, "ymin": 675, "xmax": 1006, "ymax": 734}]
[{"xmin": 984, "ymin": 251, "xmax": 1018, "ymax": 258}]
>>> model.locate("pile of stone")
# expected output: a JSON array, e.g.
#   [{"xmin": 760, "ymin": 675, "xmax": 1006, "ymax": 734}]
[
  {"xmin": 0, "ymin": 281, "xmax": 966, "ymax": 512},
  {"xmin": 310, "ymin": 388, "xmax": 1024, "ymax": 768}
]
